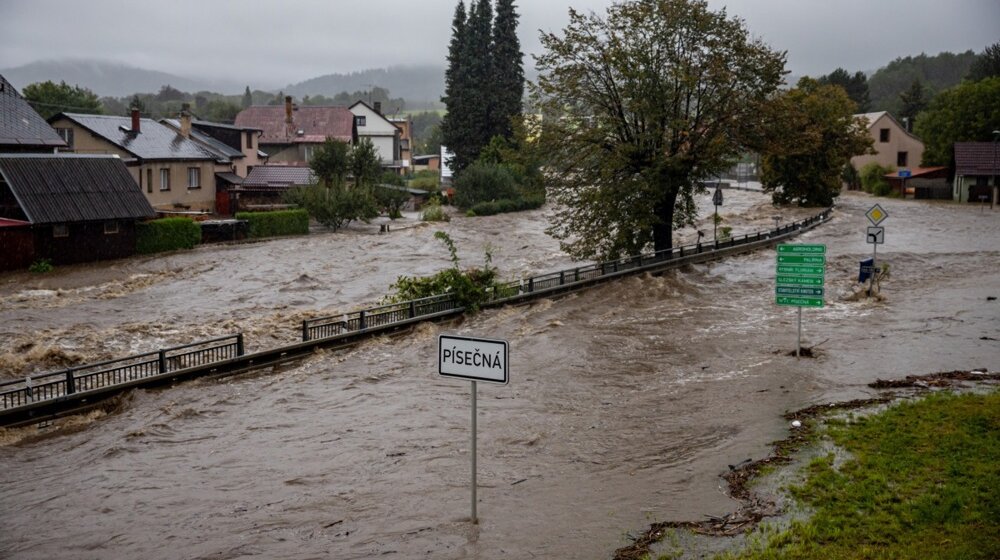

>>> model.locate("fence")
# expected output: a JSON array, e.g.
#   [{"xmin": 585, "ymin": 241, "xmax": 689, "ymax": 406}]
[
  {"xmin": 2, "ymin": 208, "xmax": 831, "ymax": 419},
  {"xmin": 0, "ymin": 334, "xmax": 243, "ymax": 410}
]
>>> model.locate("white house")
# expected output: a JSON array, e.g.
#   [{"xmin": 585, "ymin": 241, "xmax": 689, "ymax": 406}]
[{"xmin": 349, "ymin": 101, "xmax": 400, "ymax": 168}]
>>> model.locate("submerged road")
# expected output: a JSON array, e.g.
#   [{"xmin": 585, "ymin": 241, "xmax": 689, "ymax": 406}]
[{"xmin": 1, "ymin": 191, "xmax": 997, "ymax": 559}]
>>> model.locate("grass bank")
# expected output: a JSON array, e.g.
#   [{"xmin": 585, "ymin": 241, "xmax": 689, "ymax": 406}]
[{"xmin": 715, "ymin": 390, "xmax": 1000, "ymax": 560}]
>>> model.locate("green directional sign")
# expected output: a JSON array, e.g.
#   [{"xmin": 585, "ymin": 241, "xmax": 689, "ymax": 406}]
[
  {"xmin": 776, "ymin": 275, "xmax": 824, "ymax": 286},
  {"xmin": 776, "ymin": 295, "xmax": 824, "ymax": 307},
  {"xmin": 777, "ymin": 254, "xmax": 826, "ymax": 265},
  {"xmin": 777, "ymin": 286, "xmax": 825, "ymax": 297},
  {"xmin": 777, "ymin": 244, "xmax": 826, "ymax": 254},
  {"xmin": 776, "ymin": 264, "xmax": 825, "ymax": 276}
]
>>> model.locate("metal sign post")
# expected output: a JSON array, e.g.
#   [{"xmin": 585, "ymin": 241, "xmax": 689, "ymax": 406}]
[
  {"xmin": 712, "ymin": 186, "xmax": 723, "ymax": 242},
  {"xmin": 865, "ymin": 204, "xmax": 889, "ymax": 296},
  {"xmin": 438, "ymin": 334, "xmax": 509, "ymax": 525},
  {"xmin": 776, "ymin": 244, "xmax": 827, "ymax": 357}
]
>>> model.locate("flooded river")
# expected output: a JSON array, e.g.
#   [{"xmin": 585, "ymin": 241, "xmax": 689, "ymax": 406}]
[{"xmin": 1, "ymin": 190, "xmax": 997, "ymax": 559}]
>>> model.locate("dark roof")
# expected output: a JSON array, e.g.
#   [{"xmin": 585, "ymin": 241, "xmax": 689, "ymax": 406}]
[
  {"xmin": 0, "ymin": 74, "xmax": 67, "ymax": 148},
  {"xmin": 885, "ymin": 166, "xmax": 949, "ymax": 178},
  {"xmin": 192, "ymin": 119, "xmax": 262, "ymax": 133},
  {"xmin": 243, "ymin": 165, "xmax": 315, "ymax": 187},
  {"xmin": 954, "ymin": 142, "xmax": 999, "ymax": 176},
  {"xmin": 215, "ymin": 171, "xmax": 243, "ymax": 185},
  {"xmin": 234, "ymin": 105, "xmax": 355, "ymax": 144},
  {"xmin": 161, "ymin": 118, "xmax": 242, "ymax": 162},
  {"xmin": 53, "ymin": 113, "xmax": 218, "ymax": 162},
  {"xmin": 0, "ymin": 154, "xmax": 156, "ymax": 224},
  {"xmin": 412, "ymin": 154, "xmax": 440, "ymax": 163},
  {"xmin": 378, "ymin": 183, "xmax": 429, "ymax": 196}
]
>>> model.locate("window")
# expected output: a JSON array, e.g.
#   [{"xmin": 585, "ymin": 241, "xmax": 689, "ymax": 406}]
[
  {"xmin": 146, "ymin": 169, "xmax": 153, "ymax": 194},
  {"xmin": 355, "ymin": 115, "xmax": 366, "ymax": 127},
  {"xmin": 303, "ymin": 145, "xmax": 316, "ymax": 161},
  {"xmin": 104, "ymin": 221, "xmax": 119, "ymax": 235},
  {"xmin": 879, "ymin": 128, "xmax": 890, "ymax": 142},
  {"xmin": 55, "ymin": 127, "xmax": 74, "ymax": 148},
  {"xmin": 400, "ymin": 139, "xmax": 410, "ymax": 151},
  {"xmin": 245, "ymin": 131, "xmax": 254, "ymax": 151},
  {"xmin": 897, "ymin": 151, "xmax": 908, "ymax": 167},
  {"xmin": 187, "ymin": 167, "xmax": 201, "ymax": 189},
  {"xmin": 53, "ymin": 224, "xmax": 68, "ymax": 238},
  {"xmin": 160, "ymin": 169, "xmax": 170, "ymax": 191}
]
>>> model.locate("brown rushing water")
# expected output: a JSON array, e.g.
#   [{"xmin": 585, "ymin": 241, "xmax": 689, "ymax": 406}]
[{"xmin": 1, "ymin": 191, "xmax": 997, "ymax": 559}]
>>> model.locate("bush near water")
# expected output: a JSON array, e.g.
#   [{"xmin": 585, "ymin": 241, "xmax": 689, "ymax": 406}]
[
  {"xmin": 235, "ymin": 209, "xmax": 309, "ymax": 238},
  {"xmin": 136, "ymin": 217, "xmax": 201, "ymax": 254}
]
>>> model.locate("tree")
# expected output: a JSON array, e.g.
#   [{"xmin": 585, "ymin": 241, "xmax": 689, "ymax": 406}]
[
  {"xmin": 440, "ymin": 1, "xmax": 473, "ymax": 170},
  {"xmin": 533, "ymin": 0, "xmax": 785, "ymax": 259},
  {"xmin": 914, "ymin": 76, "xmax": 1000, "ymax": 168},
  {"xmin": 898, "ymin": 79, "xmax": 927, "ymax": 128},
  {"xmin": 817, "ymin": 68, "xmax": 871, "ymax": 112},
  {"xmin": 868, "ymin": 50, "xmax": 977, "ymax": 114},
  {"xmin": 490, "ymin": 0, "xmax": 524, "ymax": 140},
  {"xmin": 310, "ymin": 138, "xmax": 351, "ymax": 188},
  {"xmin": 967, "ymin": 42, "xmax": 1000, "ymax": 82},
  {"xmin": 202, "ymin": 100, "xmax": 241, "ymax": 123},
  {"xmin": 759, "ymin": 79, "xmax": 873, "ymax": 206},
  {"xmin": 21, "ymin": 81, "xmax": 103, "ymax": 119},
  {"xmin": 242, "ymin": 86, "xmax": 253, "ymax": 109},
  {"xmin": 155, "ymin": 85, "xmax": 186, "ymax": 102},
  {"xmin": 349, "ymin": 138, "xmax": 382, "ymax": 188}
]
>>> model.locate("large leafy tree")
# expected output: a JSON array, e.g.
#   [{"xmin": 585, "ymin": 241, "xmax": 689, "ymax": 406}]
[
  {"xmin": 759, "ymin": 79, "xmax": 872, "ymax": 207},
  {"xmin": 817, "ymin": 68, "xmax": 871, "ymax": 112},
  {"xmin": 22, "ymin": 81, "xmax": 103, "ymax": 119},
  {"xmin": 915, "ymin": 76, "xmax": 1000, "ymax": 168},
  {"xmin": 533, "ymin": 0, "xmax": 785, "ymax": 259},
  {"xmin": 967, "ymin": 42, "xmax": 1000, "ymax": 82}
]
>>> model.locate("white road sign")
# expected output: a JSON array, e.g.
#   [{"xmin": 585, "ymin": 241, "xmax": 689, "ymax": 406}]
[
  {"xmin": 439, "ymin": 335, "xmax": 509, "ymax": 385},
  {"xmin": 866, "ymin": 226, "xmax": 884, "ymax": 244},
  {"xmin": 866, "ymin": 204, "xmax": 888, "ymax": 226}
]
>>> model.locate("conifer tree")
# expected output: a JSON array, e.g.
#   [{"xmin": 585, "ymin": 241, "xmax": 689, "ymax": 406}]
[
  {"xmin": 242, "ymin": 86, "xmax": 253, "ymax": 109},
  {"xmin": 441, "ymin": 1, "xmax": 472, "ymax": 171},
  {"xmin": 490, "ymin": 0, "xmax": 523, "ymax": 140}
]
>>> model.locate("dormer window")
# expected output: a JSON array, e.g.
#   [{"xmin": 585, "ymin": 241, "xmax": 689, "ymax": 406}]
[{"xmin": 355, "ymin": 116, "xmax": 366, "ymax": 127}]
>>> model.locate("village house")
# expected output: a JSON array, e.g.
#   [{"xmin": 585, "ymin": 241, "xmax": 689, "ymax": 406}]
[
  {"xmin": 387, "ymin": 113, "xmax": 413, "ymax": 174},
  {"xmin": 850, "ymin": 111, "xmax": 925, "ymax": 175},
  {"xmin": 0, "ymin": 154, "xmax": 155, "ymax": 270},
  {"xmin": 234, "ymin": 97, "xmax": 356, "ymax": 164},
  {"xmin": 953, "ymin": 142, "xmax": 999, "ymax": 204},
  {"xmin": 0, "ymin": 73, "xmax": 66, "ymax": 153},
  {"xmin": 160, "ymin": 106, "xmax": 267, "ymax": 214},
  {"xmin": 349, "ymin": 101, "xmax": 404, "ymax": 170},
  {"xmin": 48, "ymin": 110, "xmax": 224, "ymax": 213},
  {"xmin": 230, "ymin": 165, "xmax": 317, "ymax": 213}
]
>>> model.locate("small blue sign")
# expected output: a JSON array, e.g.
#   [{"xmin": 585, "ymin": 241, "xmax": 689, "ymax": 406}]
[{"xmin": 898, "ymin": 169, "xmax": 912, "ymax": 178}]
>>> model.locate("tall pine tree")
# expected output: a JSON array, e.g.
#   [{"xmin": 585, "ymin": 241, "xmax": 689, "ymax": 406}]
[
  {"xmin": 491, "ymin": 0, "xmax": 524, "ymax": 140},
  {"xmin": 441, "ymin": 1, "xmax": 473, "ymax": 171},
  {"xmin": 441, "ymin": 0, "xmax": 524, "ymax": 174}
]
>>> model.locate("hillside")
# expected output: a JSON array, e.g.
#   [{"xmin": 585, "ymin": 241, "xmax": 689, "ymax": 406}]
[
  {"xmin": 284, "ymin": 65, "xmax": 446, "ymax": 109},
  {"xmin": 0, "ymin": 59, "xmax": 247, "ymax": 97}
]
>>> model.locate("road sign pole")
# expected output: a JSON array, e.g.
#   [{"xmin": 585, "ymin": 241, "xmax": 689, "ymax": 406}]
[
  {"xmin": 869, "ymin": 241, "xmax": 877, "ymax": 296},
  {"xmin": 797, "ymin": 306, "xmax": 802, "ymax": 358},
  {"xmin": 471, "ymin": 380, "xmax": 478, "ymax": 524},
  {"xmin": 714, "ymin": 205, "xmax": 718, "ymax": 242}
]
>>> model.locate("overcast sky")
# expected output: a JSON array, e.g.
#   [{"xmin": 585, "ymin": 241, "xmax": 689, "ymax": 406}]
[{"xmin": 1, "ymin": 0, "xmax": 997, "ymax": 86}]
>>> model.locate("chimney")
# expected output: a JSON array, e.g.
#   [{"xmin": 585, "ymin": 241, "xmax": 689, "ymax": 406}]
[
  {"xmin": 130, "ymin": 107, "xmax": 141, "ymax": 134},
  {"xmin": 373, "ymin": 101, "xmax": 382, "ymax": 115},
  {"xmin": 180, "ymin": 103, "xmax": 192, "ymax": 138},
  {"xmin": 285, "ymin": 95, "xmax": 294, "ymax": 125}
]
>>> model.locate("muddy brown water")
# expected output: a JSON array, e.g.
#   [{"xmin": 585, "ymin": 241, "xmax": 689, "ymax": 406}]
[{"xmin": 1, "ymin": 191, "xmax": 997, "ymax": 559}]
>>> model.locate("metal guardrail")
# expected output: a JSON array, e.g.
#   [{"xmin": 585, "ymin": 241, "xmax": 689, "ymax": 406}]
[
  {"xmin": 0, "ymin": 334, "xmax": 243, "ymax": 410},
  {"xmin": 1, "ymin": 209, "xmax": 831, "ymax": 425}
]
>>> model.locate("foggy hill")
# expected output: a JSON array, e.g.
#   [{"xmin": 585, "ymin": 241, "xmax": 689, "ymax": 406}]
[
  {"xmin": 0, "ymin": 59, "xmax": 247, "ymax": 97},
  {"xmin": 284, "ymin": 65, "xmax": 447, "ymax": 108}
]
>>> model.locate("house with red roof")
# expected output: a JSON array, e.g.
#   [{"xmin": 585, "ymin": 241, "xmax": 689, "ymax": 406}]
[{"xmin": 234, "ymin": 96, "xmax": 356, "ymax": 164}]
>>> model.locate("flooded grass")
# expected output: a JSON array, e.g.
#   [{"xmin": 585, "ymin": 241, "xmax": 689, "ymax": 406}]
[{"xmin": 715, "ymin": 390, "xmax": 1000, "ymax": 560}]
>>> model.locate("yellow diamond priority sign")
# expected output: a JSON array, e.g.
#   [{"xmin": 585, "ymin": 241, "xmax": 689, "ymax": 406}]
[{"xmin": 866, "ymin": 204, "xmax": 888, "ymax": 226}]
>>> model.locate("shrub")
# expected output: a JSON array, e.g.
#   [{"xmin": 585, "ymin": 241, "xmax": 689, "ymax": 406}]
[
  {"xmin": 136, "ymin": 217, "xmax": 201, "ymax": 254},
  {"xmin": 421, "ymin": 198, "xmax": 450, "ymax": 222},
  {"xmin": 375, "ymin": 185, "xmax": 410, "ymax": 219},
  {"xmin": 235, "ymin": 209, "xmax": 309, "ymax": 238},
  {"xmin": 467, "ymin": 193, "xmax": 545, "ymax": 216},
  {"xmin": 860, "ymin": 162, "xmax": 894, "ymax": 196},
  {"xmin": 452, "ymin": 162, "xmax": 520, "ymax": 209},
  {"xmin": 283, "ymin": 186, "xmax": 376, "ymax": 231},
  {"xmin": 28, "ymin": 259, "xmax": 53, "ymax": 273},
  {"xmin": 384, "ymin": 232, "xmax": 498, "ymax": 311}
]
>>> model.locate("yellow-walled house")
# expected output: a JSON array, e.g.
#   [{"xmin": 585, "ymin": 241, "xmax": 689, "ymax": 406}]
[
  {"xmin": 48, "ymin": 110, "xmax": 224, "ymax": 213},
  {"xmin": 850, "ymin": 111, "xmax": 925, "ymax": 172}
]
